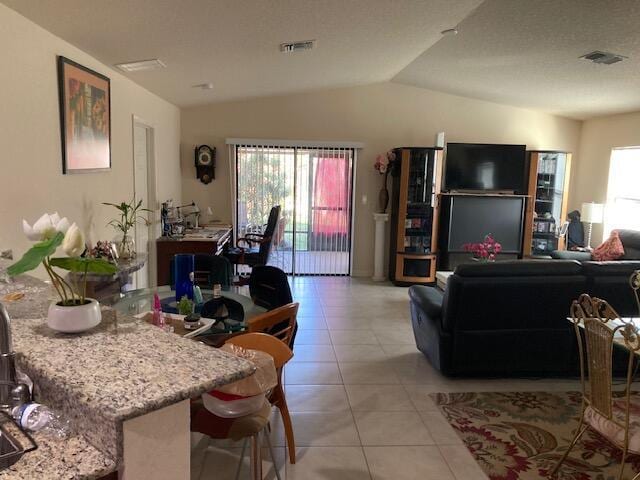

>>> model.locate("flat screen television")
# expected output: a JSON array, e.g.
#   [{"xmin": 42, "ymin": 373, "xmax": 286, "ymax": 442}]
[
  {"xmin": 444, "ymin": 143, "xmax": 527, "ymax": 194},
  {"xmin": 447, "ymin": 196, "xmax": 525, "ymax": 253}
]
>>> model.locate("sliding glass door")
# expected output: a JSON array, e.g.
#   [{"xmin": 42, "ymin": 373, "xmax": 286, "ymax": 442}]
[{"xmin": 236, "ymin": 145, "xmax": 354, "ymax": 275}]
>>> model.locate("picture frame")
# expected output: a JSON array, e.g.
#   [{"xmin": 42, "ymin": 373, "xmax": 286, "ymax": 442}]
[{"xmin": 57, "ymin": 56, "xmax": 111, "ymax": 174}]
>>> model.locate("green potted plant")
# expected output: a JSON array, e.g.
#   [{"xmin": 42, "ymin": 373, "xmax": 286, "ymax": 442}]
[
  {"xmin": 103, "ymin": 198, "xmax": 152, "ymax": 259},
  {"xmin": 9, "ymin": 213, "xmax": 117, "ymax": 332},
  {"xmin": 178, "ymin": 295, "xmax": 201, "ymax": 330},
  {"xmin": 177, "ymin": 295, "xmax": 194, "ymax": 316}
]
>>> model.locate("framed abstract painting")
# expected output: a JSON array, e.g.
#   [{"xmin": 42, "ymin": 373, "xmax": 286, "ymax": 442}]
[{"xmin": 57, "ymin": 56, "xmax": 111, "ymax": 173}]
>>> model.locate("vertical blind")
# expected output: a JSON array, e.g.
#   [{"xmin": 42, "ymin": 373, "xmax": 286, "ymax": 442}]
[{"xmin": 228, "ymin": 140, "xmax": 360, "ymax": 276}]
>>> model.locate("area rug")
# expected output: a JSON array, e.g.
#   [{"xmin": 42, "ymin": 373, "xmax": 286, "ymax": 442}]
[{"xmin": 431, "ymin": 391, "xmax": 640, "ymax": 480}]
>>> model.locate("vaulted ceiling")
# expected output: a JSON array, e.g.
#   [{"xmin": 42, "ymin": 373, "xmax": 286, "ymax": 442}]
[
  {"xmin": 394, "ymin": 0, "xmax": 640, "ymax": 119},
  {"xmin": 1, "ymin": 0, "xmax": 481, "ymax": 106},
  {"xmin": 4, "ymin": 0, "xmax": 640, "ymax": 119}
]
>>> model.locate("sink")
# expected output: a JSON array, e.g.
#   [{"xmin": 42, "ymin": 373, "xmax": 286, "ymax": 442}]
[{"xmin": 0, "ymin": 412, "xmax": 37, "ymax": 471}]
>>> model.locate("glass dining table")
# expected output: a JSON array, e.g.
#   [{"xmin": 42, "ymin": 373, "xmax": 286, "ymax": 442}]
[{"xmin": 112, "ymin": 285, "xmax": 266, "ymax": 343}]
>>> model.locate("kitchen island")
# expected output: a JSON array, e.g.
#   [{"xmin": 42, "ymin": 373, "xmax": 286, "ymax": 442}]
[{"xmin": 0, "ymin": 261, "xmax": 255, "ymax": 479}]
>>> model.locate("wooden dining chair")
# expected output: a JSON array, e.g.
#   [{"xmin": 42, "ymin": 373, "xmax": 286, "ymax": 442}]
[
  {"xmin": 550, "ymin": 293, "xmax": 640, "ymax": 480},
  {"xmin": 247, "ymin": 302, "xmax": 298, "ymax": 347},
  {"xmin": 632, "ymin": 269, "xmax": 640, "ymax": 313},
  {"xmin": 246, "ymin": 303, "xmax": 298, "ymax": 464},
  {"xmin": 191, "ymin": 333, "xmax": 293, "ymax": 480}
]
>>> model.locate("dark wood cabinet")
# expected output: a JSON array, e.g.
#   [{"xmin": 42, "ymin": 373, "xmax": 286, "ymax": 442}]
[
  {"xmin": 389, "ymin": 147, "xmax": 443, "ymax": 285},
  {"xmin": 523, "ymin": 151, "xmax": 572, "ymax": 256}
]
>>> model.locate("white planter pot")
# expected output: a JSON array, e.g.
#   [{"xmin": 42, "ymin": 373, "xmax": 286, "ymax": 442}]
[{"xmin": 47, "ymin": 298, "xmax": 102, "ymax": 333}]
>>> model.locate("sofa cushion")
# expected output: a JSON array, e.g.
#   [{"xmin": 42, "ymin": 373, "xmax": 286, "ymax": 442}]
[
  {"xmin": 620, "ymin": 230, "xmax": 640, "ymax": 260},
  {"xmin": 583, "ymin": 261, "xmax": 640, "ymax": 316},
  {"xmin": 454, "ymin": 260, "xmax": 582, "ymax": 277},
  {"xmin": 592, "ymin": 230, "xmax": 625, "ymax": 261},
  {"xmin": 442, "ymin": 273, "xmax": 587, "ymax": 332},
  {"xmin": 582, "ymin": 260, "xmax": 640, "ymax": 276},
  {"xmin": 550, "ymin": 250, "xmax": 592, "ymax": 261}
]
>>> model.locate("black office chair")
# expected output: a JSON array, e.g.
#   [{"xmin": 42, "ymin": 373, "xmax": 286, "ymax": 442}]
[
  {"xmin": 224, "ymin": 205, "xmax": 281, "ymax": 273},
  {"xmin": 194, "ymin": 254, "xmax": 232, "ymax": 289},
  {"xmin": 249, "ymin": 265, "xmax": 292, "ymax": 309},
  {"xmin": 249, "ymin": 265, "xmax": 297, "ymax": 346}
]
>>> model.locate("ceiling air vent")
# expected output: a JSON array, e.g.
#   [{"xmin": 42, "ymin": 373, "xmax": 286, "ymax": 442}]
[
  {"xmin": 280, "ymin": 40, "xmax": 316, "ymax": 53},
  {"xmin": 115, "ymin": 59, "xmax": 166, "ymax": 72},
  {"xmin": 580, "ymin": 50, "xmax": 627, "ymax": 65}
]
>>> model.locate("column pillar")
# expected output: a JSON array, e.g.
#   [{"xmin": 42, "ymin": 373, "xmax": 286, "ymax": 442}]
[{"xmin": 372, "ymin": 213, "xmax": 389, "ymax": 282}]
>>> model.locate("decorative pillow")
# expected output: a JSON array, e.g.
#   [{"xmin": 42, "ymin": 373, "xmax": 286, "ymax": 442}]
[{"xmin": 592, "ymin": 230, "xmax": 625, "ymax": 261}]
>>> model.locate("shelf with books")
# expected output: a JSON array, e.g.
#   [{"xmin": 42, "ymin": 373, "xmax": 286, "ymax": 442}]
[{"xmin": 524, "ymin": 151, "xmax": 571, "ymax": 256}]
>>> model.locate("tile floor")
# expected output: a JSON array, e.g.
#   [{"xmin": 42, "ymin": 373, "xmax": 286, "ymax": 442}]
[{"xmin": 191, "ymin": 276, "xmax": 580, "ymax": 479}]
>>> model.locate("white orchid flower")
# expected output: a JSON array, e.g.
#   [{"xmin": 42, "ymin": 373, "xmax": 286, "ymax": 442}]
[
  {"xmin": 62, "ymin": 223, "xmax": 85, "ymax": 257},
  {"xmin": 22, "ymin": 213, "xmax": 71, "ymax": 241}
]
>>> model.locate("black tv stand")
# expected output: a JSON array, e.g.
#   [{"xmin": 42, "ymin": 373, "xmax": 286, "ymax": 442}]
[
  {"xmin": 447, "ymin": 189, "xmax": 516, "ymax": 195},
  {"xmin": 437, "ymin": 193, "xmax": 527, "ymax": 271}
]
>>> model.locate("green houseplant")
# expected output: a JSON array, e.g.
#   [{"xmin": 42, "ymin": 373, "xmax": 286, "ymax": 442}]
[
  {"xmin": 103, "ymin": 198, "xmax": 152, "ymax": 259},
  {"xmin": 9, "ymin": 213, "xmax": 117, "ymax": 332}
]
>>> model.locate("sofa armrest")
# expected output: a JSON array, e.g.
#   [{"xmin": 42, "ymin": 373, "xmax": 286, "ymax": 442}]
[
  {"xmin": 408, "ymin": 286, "xmax": 443, "ymax": 319},
  {"xmin": 550, "ymin": 250, "xmax": 592, "ymax": 261}
]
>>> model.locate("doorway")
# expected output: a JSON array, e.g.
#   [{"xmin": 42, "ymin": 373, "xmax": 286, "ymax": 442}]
[
  {"xmin": 132, "ymin": 117, "xmax": 156, "ymax": 288},
  {"xmin": 234, "ymin": 144, "xmax": 355, "ymax": 276}
]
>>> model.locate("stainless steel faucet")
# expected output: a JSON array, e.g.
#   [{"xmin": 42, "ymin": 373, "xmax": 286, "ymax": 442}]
[{"xmin": 0, "ymin": 303, "xmax": 29, "ymax": 412}]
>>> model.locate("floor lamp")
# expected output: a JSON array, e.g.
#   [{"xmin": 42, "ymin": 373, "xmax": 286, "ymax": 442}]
[{"xmin": 581, "ymin": 202, "xmax": 604, "ymax": 248}]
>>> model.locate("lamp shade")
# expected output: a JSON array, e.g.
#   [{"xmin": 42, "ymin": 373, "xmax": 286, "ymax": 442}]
[{"xmin": 581, "ymin": 202, "xmax": 604, "ymax": 224}]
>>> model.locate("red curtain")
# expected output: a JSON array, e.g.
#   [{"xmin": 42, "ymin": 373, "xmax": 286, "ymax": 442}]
[{"xmin": 312, "ymin": 156, "xmax": 349, "ymax": 235}]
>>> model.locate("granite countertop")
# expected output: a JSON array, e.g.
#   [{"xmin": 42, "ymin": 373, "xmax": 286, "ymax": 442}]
[
  {"xmin": 0, "ymin": 260, "xmax": 256, "ymax": 476},
  {"xmin": 68, "ymin": 254, "xmax": 147, "ymax": 281},
  {"xmin": 0, "ymin": 430, "xmax": 116, "ymax": 480},
  {"xmin": 12, "ymin": 310, "xmax": 255, "ymax": 421},
  {"xmin": 12, "ymin": 309, "xmax": 255, "ymax": 459}
]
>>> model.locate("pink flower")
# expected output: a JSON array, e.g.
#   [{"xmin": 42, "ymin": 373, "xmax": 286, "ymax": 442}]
[
  {"xmin": 374, "ymin": 154, "xmax": 389, "ymax": 175},
  {"xmin": 488, "ymin": 253, "xmax": 496, "ymax": 261},
  {"xmin": 494, "ymin": 243, "xmax": 502, "ymax": 253}
]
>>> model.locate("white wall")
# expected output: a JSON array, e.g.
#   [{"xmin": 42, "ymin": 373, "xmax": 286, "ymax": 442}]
[
  {"xmin": 0, "ymin": 4, "xmax": 181, "ymax": 278},
  {"xmin": 181, "ymin": 82, "xmax": 582, "ymax": 276},
  {"xmin": 570, "ymin": 111, "xmax": 640, "ymax": 242}
]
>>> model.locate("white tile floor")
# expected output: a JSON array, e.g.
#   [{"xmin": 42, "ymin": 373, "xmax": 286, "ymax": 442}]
[{"xmin": 192, "ymin": 276, "xmax": 581, "ymax": 479}]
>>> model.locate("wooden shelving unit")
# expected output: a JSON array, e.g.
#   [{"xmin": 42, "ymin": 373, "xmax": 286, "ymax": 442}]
[
  {"xmin": 389, "ymin": 147, "xmax": 443, "ymax": 285},
  {"xmin": 523, "ymin": 151, "xmax": 572, "ymax": 256}
]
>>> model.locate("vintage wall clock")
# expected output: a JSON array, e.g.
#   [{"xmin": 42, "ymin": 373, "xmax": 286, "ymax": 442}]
[{"xmin": 195, "ymin": 145, "xmax": 215, "ymax": 184}]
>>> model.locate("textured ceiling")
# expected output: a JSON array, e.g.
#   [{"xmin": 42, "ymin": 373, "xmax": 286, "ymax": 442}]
[
  {"xmin": 1, "ymin": 0, "xmax": 482, "ymax": 107},
  {"xmin": 393, "ymin": 0, "xmax": 640, "ymax": 119}
]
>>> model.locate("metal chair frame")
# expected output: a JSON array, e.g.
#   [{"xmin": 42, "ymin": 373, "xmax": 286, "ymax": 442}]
[{"xmin": 551, "ymin": 279, "xmax": 640, "ymax": 480}]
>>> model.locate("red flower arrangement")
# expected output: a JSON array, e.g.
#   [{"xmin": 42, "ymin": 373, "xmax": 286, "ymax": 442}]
[{"xmin": 463, "ymin": 234, "xmax": 502, "ymax": 262}]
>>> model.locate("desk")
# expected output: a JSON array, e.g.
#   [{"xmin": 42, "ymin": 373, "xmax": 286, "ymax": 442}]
[{"xmin": 155, "ymin": 227, "xmax": 232, "ymax": 285}]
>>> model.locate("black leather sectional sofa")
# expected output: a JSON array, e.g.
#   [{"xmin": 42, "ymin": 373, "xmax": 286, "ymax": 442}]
[{"xmin": 409, "ymin": 260, "xmax": 640, "ymax": 377}]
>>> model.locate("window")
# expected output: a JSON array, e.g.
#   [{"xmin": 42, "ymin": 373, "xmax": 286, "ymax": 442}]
[{"xmin": 604, "ymin": 147, "xmax": 640, "ymax": 238}]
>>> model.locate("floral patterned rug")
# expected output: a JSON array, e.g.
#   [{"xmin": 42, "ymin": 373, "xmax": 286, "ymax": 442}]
[{"xmin": 431, "ymin": 391, "xmax": 640, "ymax": 480}]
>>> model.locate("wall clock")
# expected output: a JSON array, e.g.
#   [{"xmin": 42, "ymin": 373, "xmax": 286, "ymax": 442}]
[{"xmin": 195, "ymin": 145, "xmax": 215, "ymax": 184}]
